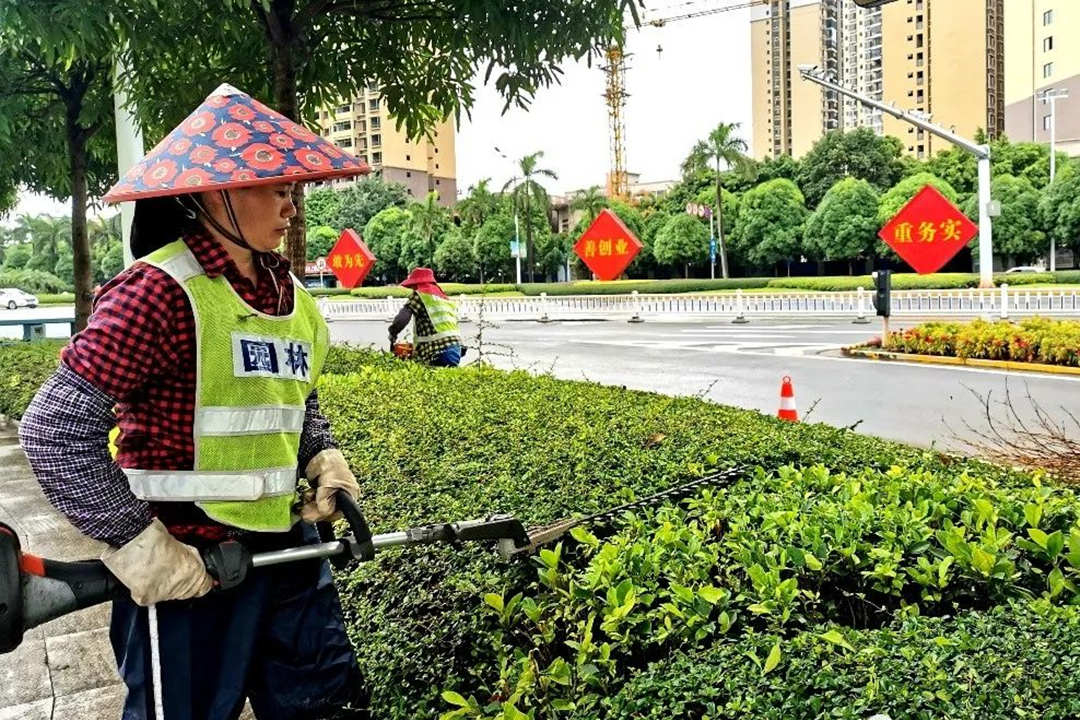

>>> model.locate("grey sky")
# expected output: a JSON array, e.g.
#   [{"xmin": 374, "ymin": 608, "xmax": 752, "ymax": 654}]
[{"xmin": 11, "ymin": 5, "xmax": 753, "ymax": 218}]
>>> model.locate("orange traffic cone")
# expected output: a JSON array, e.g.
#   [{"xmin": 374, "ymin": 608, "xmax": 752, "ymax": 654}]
[{"xmin": 777, "ymin": 376, "xmax": 798, "ymax": 422}]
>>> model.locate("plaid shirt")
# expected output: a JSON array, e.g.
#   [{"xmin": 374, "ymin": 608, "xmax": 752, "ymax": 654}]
[
  {"xmin": 19, "ymin": 232, "xmax": 337, "ymax": 546},
  {"xmin": 403, "ymin": 292, "xmax": 459, "ymax": 364}
]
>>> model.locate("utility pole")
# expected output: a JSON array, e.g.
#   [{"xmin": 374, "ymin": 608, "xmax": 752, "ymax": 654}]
[
  {"xmin": 113, "ymin": 57, "xmax": 145, "ymax": 267},
  {"xmin": 1040, "ymin": 88, "xmax": 1069, "ymax": 273},
  {"xmin": 798, "ymin": 66, "xmax": 995, "ymax": 288}
]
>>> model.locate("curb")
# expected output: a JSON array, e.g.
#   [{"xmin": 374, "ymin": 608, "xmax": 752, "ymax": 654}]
[{"xmin": 842, "ymin": 348, "xmax": 1080, "ymax": 376}]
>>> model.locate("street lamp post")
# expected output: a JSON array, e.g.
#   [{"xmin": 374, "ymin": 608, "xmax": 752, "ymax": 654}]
[
  {"xmin": 495, "ymin": 146, "xmax": 523, "ymax": 284},
  {"xmin": 1040, "ymin": 88, "xmax": 1069, "ymax": 273},
  {"xmin": 798, "ymin": 66, "xmax": 995, "ymax": 288}
]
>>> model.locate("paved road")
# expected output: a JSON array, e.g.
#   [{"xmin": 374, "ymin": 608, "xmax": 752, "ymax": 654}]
[{"xmin": 330, "ymin": 316, "xmax": 1080, "ymax": 449}]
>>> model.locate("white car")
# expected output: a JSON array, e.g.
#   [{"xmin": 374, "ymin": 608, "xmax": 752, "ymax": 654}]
[
  {"xmin": 0, "ymin": 288, "xmax": 39, "ymax": 310},
  {"xmin": 1004, "ymin": 266, "xmax": 1043, "ymax": 274}
]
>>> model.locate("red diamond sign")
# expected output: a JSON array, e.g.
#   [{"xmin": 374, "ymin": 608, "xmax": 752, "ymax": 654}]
[
  {"xmin": 326, "ymin": 228, "xmax": 376, "ymax": 288},
  {"xmin": 573, "ymin": 209, "xmax": 642, "ymax": 281},
  {"xmin": 878, "ymin": 185, "xmax": 978, "ymax": 275}
]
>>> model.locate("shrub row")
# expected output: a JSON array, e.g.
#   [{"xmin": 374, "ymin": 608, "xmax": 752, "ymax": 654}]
[
  {"xmin": 342, "ymin": 271, "xmax": 1077, "ymax": 300},
  {"xmin": 36, "ymin": 292, "xmax": 75, "ymax": 305},
  {"xmin": 313, "ymin": 351, "xmax": 1041, "ymax": 718},
  {"xmin": 883, "ymin": 318, "xmax": 1080, "ymax": 366},
  {"xmin": 0, "ymin": 340, "xmax": 64, "ymax": 418},
  {"xmin": 596, "ymin": 602, "xmax": 1080, "ymax": 720},
  {"xmin": 439, "ymin": 463, "xmax": 1079, "ymax": 718}
]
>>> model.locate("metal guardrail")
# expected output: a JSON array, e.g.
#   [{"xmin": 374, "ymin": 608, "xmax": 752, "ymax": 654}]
[{"xmin": 319, "ymin": 284, "xmax": 1080, "ymax": 323}]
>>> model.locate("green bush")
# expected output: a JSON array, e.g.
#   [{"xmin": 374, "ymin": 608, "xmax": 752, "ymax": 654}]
[
  {"xmin": 519, "ymin": 278, "xmax": 772, "ymax": 295},
  {"xmin": 440, "ymin": 463, "xmax": 1079, "ymax": 717},
  {"xmin": 312, "ymin": 352, "xmax": 1038, "ymax": 718},
  {"xmin": 309, "ymin": 287, "xmax": 354, "ymax": 297},
  {"xmin": 1055, "ymin": 270, "xmax": 1080, "ymax": 284},
  {"xmin": 349, "ymin": 283, "xmax": 519, "ymax": 299},
  {"xmin": 36, "ymin": 293, "xmax": 75, "ymax": 304},
  {"xmin": 0, "ymin": 268, "xmax": 72, "ymax": 294},
  {"xmin": 885, "ymin": 318, "xmax": 1080, "ymax": 366},
  {"xmin": 0, "ymin": 340, "xmax": 64, "ymax": 418},
  {"xmin": 599, "ymin": 603, "xmax": 1080, "ymax": 720}
]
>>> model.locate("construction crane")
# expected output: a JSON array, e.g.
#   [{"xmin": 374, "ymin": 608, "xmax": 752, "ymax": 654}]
[{"xmin": 603, "ymin": 0, "xmax": 769, "ymax": 199}]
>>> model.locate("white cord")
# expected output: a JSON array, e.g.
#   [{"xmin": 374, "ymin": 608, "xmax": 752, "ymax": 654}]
[{"xmin": 148, "ymin": 603, "xmax": 166, "ymax": 720}]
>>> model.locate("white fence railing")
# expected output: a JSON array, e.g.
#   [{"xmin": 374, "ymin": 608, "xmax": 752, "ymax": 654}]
[{"xmin": 320, "ymin": 285, "xmax": 1080, "ymax": 323}]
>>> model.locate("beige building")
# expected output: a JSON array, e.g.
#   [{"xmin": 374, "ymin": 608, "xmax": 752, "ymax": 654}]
[
  {"xmin": 1004, "ymin": 1, "xmax": 1080, "ymax": 155},
  {"xmin": 313, "ymin": 84, "xmax": 457, "ymax": 205},
  {"xmin": 751, "ymin": 0, "xmax": 1005, "ymax": 160}
]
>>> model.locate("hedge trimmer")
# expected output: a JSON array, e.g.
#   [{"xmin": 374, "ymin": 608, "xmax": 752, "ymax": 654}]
[{"xmin": 0, "ymin": 466, "xmax": 745, "ymax": 654}]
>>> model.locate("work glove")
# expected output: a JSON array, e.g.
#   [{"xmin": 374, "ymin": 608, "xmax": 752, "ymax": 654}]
[
  {"xmin": 300, "ymin": 448, "xmax": 361, "ymax": 524},
  {"xmin": 101, "ymin": 519, "xmax": 214, "ymax": 606}
]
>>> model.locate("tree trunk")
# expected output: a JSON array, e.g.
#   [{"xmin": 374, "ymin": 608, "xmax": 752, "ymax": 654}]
[
  {"xmin": 66, "ymin": 111, "xmax": 92, "ymax": 332},
  {"xmin": 269, "ymin": 19, "xmax": 306, "ymax": 274},
  {"xmin": 715, "ymin": 162, "xmax": 730, "ymax": 279}
]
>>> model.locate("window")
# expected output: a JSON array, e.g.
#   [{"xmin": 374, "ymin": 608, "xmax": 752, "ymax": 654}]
[
  {"xmin": 1044, "ymin": 62, "xmax": 1054, "ymax": 78},
  {"xmin": 436, "ymin": 179, "xmax": 440, "ymax": 186},
  {"xmin": 371, "ymin": 134, "xmax": 381, "ymax": 147},
  {"xmin": 369, "ymin": 98, "xmax": 380, "ymax": 112},
  {"xmin": 435, "ymin": 163, "xmax": 439, "ymax": 170},
  {"xmin": 333, "ymin": 121, "xmax": 351, "ymax": 133},
  {"xmin": 435, "ymin": 148, "xmax": 439, "ymax": 154},
  {"xmin": 370, "ymin": 116, "xmax": 381, "ymax": 130},
  {"xmin": 336, "ymin": 104, "xmax": 350, "ymax": 114},
  {"xmin": 1043, "ymin": 9, "xmax": 1054, "ymax": 25},
  {"xmin": 406, "ymin": 171, "xmax": 411, "ymax": 178},
  {"xmin": 1044, "ymin": 36, "xmax": 1054, "ymax": 52},
  {"xmin": 337, "ymin": 138, "xmax": 352, "ymax": 148},
  {"xmin": 367, "ymin": 80, "xmax": 379, "ymax": 92},
  {"xmin": 372, "ymin": 152, "xmax": 382, "ymax": 165},
  {"xmin": 915, "ymin": 35, "xmax": 923, "ymax": 48},
  {"xmin": 405, "ymin": 154, "xmax": 410, "ymax": 161},
  {"xmin": 1044, "ymin": 114, "xmax": 1053, "ymax": 131}
]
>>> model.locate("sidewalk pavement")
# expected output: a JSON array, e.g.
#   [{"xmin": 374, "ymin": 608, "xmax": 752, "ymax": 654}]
[{"xmin": 0, "ymin": 423, "xmax": 255, "ymax": 719}]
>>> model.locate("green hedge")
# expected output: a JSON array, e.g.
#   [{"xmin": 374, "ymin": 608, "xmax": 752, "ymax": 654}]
[
  {"xmin": 769, "ymin": 272, "xmax": 1059, "ymax": 292},
  {"xmin": 37, "ymin": 292, "xmax": 75, "ymax": 305},
  {"xmin": 309, "ymin": 287, "xmax": 354, "ymax": 297},
  {"xmin": 883, "ymin": 318, "xmax": 1080, "ymax": 366},
  {"xmin": 0, "ymin": 340, "xmax": 64, "ymax": 418},
  {"xmin": 339, "ymin": 272, "xmax": 1079, "ymax": 300},
  {"xmin": 313, "ymin": 350, "xmax": 1052, "ymax": 718},
  {"xmin": 598, "ymin": 603, "xmax": 1080, "ymax": 720}
]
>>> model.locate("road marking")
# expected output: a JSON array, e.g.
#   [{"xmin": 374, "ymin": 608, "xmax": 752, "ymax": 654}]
[{"xmin": 740, "ymin": 348, "xmax": 1080, "ymax": 382}]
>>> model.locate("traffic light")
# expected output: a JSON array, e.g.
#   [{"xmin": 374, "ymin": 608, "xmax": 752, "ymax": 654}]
[
  {"xmin": 873, "ymin": 270, "xmax": 892, "ymax": 318},
  {"xmin": 853, "ymin": 0, "xmax": 897, "ymax": 7}
]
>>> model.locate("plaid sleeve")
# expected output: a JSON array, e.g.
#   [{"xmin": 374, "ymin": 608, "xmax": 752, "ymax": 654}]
[
  {"xmin": 61, "ymin": 262, "xmax": 185, "ymax": 400},
  {"xmin": 298, "ymin": 389, "xmax": 337, "ymax": 475},
  {"xmin": 18, "ymin": 364, "xmax": 153, "ymax": 547}
]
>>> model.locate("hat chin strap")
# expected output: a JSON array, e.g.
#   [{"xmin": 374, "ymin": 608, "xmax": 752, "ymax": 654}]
[{"xmin": 188, "ymin": 191, "xmax": 253, "ymax": 251}]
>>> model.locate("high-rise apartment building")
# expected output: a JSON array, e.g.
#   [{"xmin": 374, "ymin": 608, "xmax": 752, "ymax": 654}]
[
  {"xmin": 751, "ymin": 0, "xmax": 1004, "ymax": 160},
  {"xmin": 1004, "ymin": 1, "xmax": 1080, "ymax": 156},
  {"xmin": 880, "ymin": 0, "xmax": 1004, "ymax": 158},
  {"xmin": 314, "ymin": 84, "xmax": 457, "ymax": 205}
]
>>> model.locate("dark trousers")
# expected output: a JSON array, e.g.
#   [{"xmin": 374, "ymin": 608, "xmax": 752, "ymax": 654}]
[
  {"xmin": 430, "ymin": 344, "xmax": 462, "ymax": 367},
  {"xmin": 110, "ymin": 524, "xmax": 364, "ymax": 720}
]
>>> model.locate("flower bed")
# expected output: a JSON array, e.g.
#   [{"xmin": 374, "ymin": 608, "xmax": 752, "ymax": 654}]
[{"xmin": 882, "ymin": 318, "xmax": 1080, "ymax": 367}]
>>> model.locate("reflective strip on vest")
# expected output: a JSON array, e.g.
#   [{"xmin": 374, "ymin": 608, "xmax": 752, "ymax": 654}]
[
  {"xmin": 196, "ymin": 405, "xmax": 305, "ymax": 436},
  {"xmin": 124, "ymin": 467, "xmax": 297, "ymax": 502}
]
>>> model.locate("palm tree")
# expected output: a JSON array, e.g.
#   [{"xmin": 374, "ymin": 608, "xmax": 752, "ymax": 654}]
[
  {"xmin": 570, "ymin": 185, "xmax": 607, "ymax": 226},
  {"xmin": 681, "ymin": 122, "xmax": 751, "ymax": 278},
  {"xmin": 502, "ymin": 151, "xmax": 558, "ymax": 282},
  {"xmin": 458, "ymin": 178, "xmax": 499, "ymax": 232}
]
